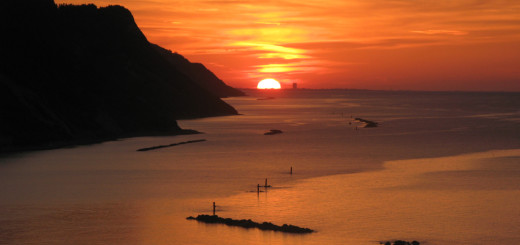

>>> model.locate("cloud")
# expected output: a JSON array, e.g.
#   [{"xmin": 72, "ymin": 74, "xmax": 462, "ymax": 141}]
[
  {"xmin": 284, "ymin": 38, "xmax": 442, "ymax": 51},
  {"xmin": 411, "ymin": 30, "xmax": 468, "ymax": 36},
  {"xmin": 231, "ymin": 42, "xmax": 310, "ymax": 59}
]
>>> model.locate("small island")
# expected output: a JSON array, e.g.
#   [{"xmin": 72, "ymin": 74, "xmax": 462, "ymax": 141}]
[
  {"xmin": 381, "ymin": 240, "xmax": 420, "ymax": 245},
  {"xmin": 186, "ymin": 214, "xmax": 314, "ymax": 234},
  {"xmin": 355, "ymin": 118, "xmax": 379, "ymax": 128},
  {"xmin": 264, "ymin": 129, "xmax": 283, "ymax": 135}
]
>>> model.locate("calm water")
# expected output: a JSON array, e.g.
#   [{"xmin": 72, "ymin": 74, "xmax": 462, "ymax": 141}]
[{"xmin": 1, "ymin": 90, "xmax": 519, "ymax": 244}]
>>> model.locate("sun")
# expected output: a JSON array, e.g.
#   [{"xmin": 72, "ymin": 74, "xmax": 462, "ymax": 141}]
[{"xmin": 257, "ymin": 78, "xmax": 281, "ymax": 89}]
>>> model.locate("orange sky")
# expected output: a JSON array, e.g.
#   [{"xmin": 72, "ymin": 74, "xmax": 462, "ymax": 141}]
[{"xmin": 56, "ymin": 0, "xmax": 520, "ymax": 91}]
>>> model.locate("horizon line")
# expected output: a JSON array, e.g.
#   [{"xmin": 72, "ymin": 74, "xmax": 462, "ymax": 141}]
[{"xmin": 238, "ymin": 88, "xmax": 520, "ymax": 93}]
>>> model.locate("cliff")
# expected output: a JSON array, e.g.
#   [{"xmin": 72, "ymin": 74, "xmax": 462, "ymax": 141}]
[{"xmin": 0, "ymin": 0, "xmax": 240, "ymax": 152}]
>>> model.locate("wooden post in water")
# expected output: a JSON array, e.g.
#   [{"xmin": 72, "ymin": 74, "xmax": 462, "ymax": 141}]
[
  {"xmin": 290, "ymin": 166, "xmax": 293, "ymax": 175},
  {"xmin": 213, "ymin": 202, "xmax": 216, "ymax": 216},
  {"xmin": 257, "ymin": 184, "xmax": 260, "ymax": 193},
  {"xmin": 265, "ymin": 178, "xmax": 268, "ymax": 187}
]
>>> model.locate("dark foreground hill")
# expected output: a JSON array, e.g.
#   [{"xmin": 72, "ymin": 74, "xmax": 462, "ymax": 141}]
[{"xmin": 0, "ymin": 0, "xmax": 242, "ymax": 152}]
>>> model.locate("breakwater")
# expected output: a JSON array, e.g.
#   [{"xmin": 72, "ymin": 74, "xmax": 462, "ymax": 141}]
[{"xmin": 186, "ymin": 215, "xmax": 314, "ymax": 234}]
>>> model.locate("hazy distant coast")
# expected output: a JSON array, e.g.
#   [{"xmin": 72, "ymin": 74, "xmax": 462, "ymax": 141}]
[{"xmin": 0, "ymin": 0, "xmax": 243, "ymax": 153}]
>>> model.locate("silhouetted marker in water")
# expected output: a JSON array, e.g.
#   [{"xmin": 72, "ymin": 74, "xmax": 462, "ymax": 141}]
[
  {"xmin": 213, "ymin": 202, "xmax": 216, "ymax": 216},
  {"xmin": 186, "ymin": 215, "xmax": 314, "ymax": 233},
  {"xmin": 290, "ymin": 166, "xmax": 293, "ymax": 175},
  {"xmin": 264, "ymin": 178, "xmax": 271, "ymax": 187}
]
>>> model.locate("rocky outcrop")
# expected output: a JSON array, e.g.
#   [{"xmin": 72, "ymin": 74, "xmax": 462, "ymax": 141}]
[
  {"xmin": 355, "ymin": 118, "xmax": 379, "ymax": 128},
  {"xmin": 186, "ymin": 215, "xmax": 314, "ymax": 233},
  {"xmin": 264, "ymin": 129, "xmax": 283, "ymax": 135}
]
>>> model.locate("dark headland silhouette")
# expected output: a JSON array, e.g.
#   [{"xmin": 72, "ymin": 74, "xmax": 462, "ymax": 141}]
[{"xmin": 0, "ymin": 0, "xmax": 244, "ymax": 153}]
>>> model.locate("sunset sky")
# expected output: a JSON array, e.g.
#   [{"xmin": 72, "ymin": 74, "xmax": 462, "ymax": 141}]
[{"xmin": 55, "ymin": 0, "xmax": 520, "ymax": 91}]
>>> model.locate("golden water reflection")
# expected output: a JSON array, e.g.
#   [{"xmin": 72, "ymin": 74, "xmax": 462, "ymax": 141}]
[{"xmin": 190, "ymin": 149, "xmax": 520, "ymax": 245}]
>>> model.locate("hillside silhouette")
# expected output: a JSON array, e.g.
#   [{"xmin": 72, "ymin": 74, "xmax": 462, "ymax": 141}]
[
  {"xmin": 153, "ymin": 44, "xmax": 245, "ymax": 98},
  {"xmin": 0, "ymin": 0, "xmax": 243, "ymax": 152}
]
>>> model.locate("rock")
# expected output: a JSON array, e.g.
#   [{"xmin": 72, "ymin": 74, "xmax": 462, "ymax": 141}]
[
  {"xmin": 354, "ymin": 118, "xmax": 379, "ymax": 128},
  {"xmin": 187, "ymin": 214, "xmax": 314, "ymax": 233},
  {"xmin": 264, "ymin": 129, "xmax": 283, "ymax": 135},
  {"xmin": 381, "ymin": 240, "xmax": 420, "ymax": 245}
]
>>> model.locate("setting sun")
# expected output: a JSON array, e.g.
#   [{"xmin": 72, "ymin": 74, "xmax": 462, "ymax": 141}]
[{"xmin": 257, "ymin": 78, "xmax": 281, "ymax": 89}]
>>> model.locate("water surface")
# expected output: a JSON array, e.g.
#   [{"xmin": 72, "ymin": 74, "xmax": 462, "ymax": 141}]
[{"xmin": 1, "ymin": 90, "xmax": 519, "ymax": 244}]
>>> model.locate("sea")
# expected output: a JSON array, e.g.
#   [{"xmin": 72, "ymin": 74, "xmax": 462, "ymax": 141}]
[{"xmin": 1, "ymin": 89, "xmax": 519, "ymax": 245}]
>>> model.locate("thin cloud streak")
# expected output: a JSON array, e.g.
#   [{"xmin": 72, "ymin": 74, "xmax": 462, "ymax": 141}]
[{"xmin": 411, "ymin": 30, "xmax": 469, "ymax": 36}]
